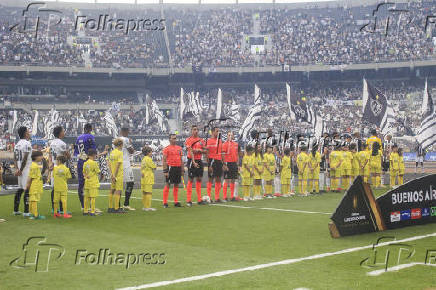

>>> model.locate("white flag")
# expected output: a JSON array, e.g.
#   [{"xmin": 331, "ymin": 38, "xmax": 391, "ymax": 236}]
[
  {"xmin": 216, "ymin": 88, "xmax": 222, "ymax": 119},
  {"xmin": 180, "ymin": 87, "xmax": 185, "ymax": 120}
]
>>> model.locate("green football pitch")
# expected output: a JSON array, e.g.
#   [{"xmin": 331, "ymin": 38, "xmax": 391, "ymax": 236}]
[{"xmin": 0, "ymin": 188, "xmax": 435, "ymax": 290}]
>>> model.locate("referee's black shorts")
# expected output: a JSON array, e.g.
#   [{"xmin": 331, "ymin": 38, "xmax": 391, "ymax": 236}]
[
  {"xmin": 224, "ymin": 162, "xmax": 238, "ymax": 179},
  {"xmin": 187, "ymin": 158, "xmax": 204, "ymax": 179},
  {"xmin": 165, "ymin": 166, "xmax": 182, "ymax": 185},
  {"xmin": 208, "ymin": 159, "xmax": 223, "ymax": 178}
]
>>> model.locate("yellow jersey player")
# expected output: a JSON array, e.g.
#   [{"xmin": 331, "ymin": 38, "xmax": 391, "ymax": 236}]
[
  {"xmin": 27, "ymin": 151, "xmax": 45, "ymax": 220},
  {"xmin": 341, "ymin": 144, "xmax": 353, "ymax": 188},
  {"xmin": 262, "ymin": 145, "xmax": 276, "ymax": 198},
  {"xmin": 398, "ymin": 148, "xmax": 405, "ymax": 185},
  {"xmin": 241, "ymin": 145, "xmax": 254, "ymax": 201},
  {"xmin": 309, "ymin": 145, "xmax": 321, "ymax": 194},
  {"xmin": 369, "ymin": 142, "xmax": 382, "ymax": 188},
  {"xmin": 329, "ymin": 144, "xmax": 343, "ymax": 192},
  {"xmin": 350, "ymin": 144, "xmax": 359, "ymax": 180},
  {"xmin": 109, "ymin": 138, "xmax": 124, "ymax": 213},
  {"xmin": 53, "ymin": 155, "xmax": 72, "ymax": 218},
  {"xmin": 141, "ymin": 146, "xmax": 157, "ymax": 211},
  {"xmin": 252, "ymin": 144, "xmax": 263, "ymax": 200},
  {"xmin": 297, "ymin": 144, "xmax": 311, "ymax": 196},
  {"xmin": 83, "ymin": 149, "xmax": 100, "ymax": 216},
  {"xmin": 280, "ymin": 148, "xmax": 292, "ymax": 197},
  {"xmin": 358, "ymin": 144, "xmax": 371, "ymax": 183},
  {"xmin": 389, "ymin": 144, "xmax": 400, "ymax": 188}
]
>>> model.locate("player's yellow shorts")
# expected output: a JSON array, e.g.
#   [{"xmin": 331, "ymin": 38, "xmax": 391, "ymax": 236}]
[
  {"xmin": 390, "ymin": 169, "xmax": 399, "ymax": 177},
  {"xmin": 262, "ymin": 174, "xmax": 274, "ymax": 182},
  {"xmin": 85, "ymin": 188, "xmax": 99, "ymax": 198},
  {"xmin": 111, "ymin": 179, "xmax": 123, "ymax": 191},
  {"xmin": 29, "ymin": 192, "xmax": 42, "ymax": 202},
  {"xmin": 399, "ymin": 169, "xmax": 405, "ymax": 175},
  {"xmin": 330, "ymin": 169, "xmax": 341, "ymax": 178},
  {"xmin": 241, "ymin": 177, "xmax": 252, "ymax": 186},
  {"xmin": 53, "ymin": 191, "xmax": 67, "ymax": 201},
  {"xmin": 370, "ymin": 166, "xmax": 381, "ymax": 174},
  {"xmin": 342, "ymin": 168, "xmax": 352, "ymax": 176},
  {"xmin": 280, "ymin": 174, "xmax": 291, "ymax": 185},
  {"xmin": 142, "ymin": 184, "xmax": 153, "ymax": 193},
  {"xmin": 311, "ymin": 170, "xmax": 320, "ymax": 180}
]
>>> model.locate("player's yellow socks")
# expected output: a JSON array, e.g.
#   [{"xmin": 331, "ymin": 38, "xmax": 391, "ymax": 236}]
[
  {"xmin": 61, "ymin": 196, "xmax": 67, "ymax": 214},
  {"xmin": 83, "ymin": 194, "xmax": 90, "ymax": 213},
  {"xmin": 308, "ymin": 180, "xmax": 313, "ymax": 192},
  {"xmin": 314, "ymin": 180, "xmax": 319, "ymax": 193},
  {"xmin": 142, "ymin": 193, "xmax": 147, "ymax": 208},
  {"xmin": 113, "ymin": 194, "xmax": 120, "ymax": 210},
  {"xmin": 90, "ymin": 198, "xmax": 96, "ymax": 214},
  {"xmin": 390, "ymin": 174, "xmax": 395, "ymax": 187},
  {"xmin": 108, "ymin": 193, "xmax": 113, "ymax": 208},
  {"xmin": 145, "ymin": 194, "xmax": 152, "ymax": 208},
  {"xmin": 31, "ymin": 201, "xmax": 38, "ymax": 217},
  {"xmin": 330, "ymin": 178, "xmax": 336, "ymax": 191},
  {"xmin": 399, "ymin": 175, "xmax": 403, "ymax": 185},
  {"xmin": 301, "ymin": 180, "xmax": 307, "ymax": 194},
  {"xmin": 243, "ymin": 186, "xmax": 250, "ymax": 198},
  {"xmin": 53, "ymin": 195, "xmax": 59, "ymax": 214}
]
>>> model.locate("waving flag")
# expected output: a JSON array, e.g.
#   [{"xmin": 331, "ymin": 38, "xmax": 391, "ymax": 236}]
[
  {"xmin": 31, "ymin": 110, "xmax": 39, "ymax": 136},
  {"xmin": 362, "ymin": 79, "xmax": 396, "ymax": 135},
  {"xmin": 180, "ymin": 87, "xmax": 185, "ymax": 120},
  {"xmin": 229, "ymin": 99, "xmax": 240, "ymax": 123},
  {"xmin": 43, "ymin": 108, "xmax": 60, "ymax": 140},
  {"xmin": 103, "ymin": 110, "xmax": 118, "ymax": 138},
  {"xmin": 416, "ymin": 79, "xmax": 436, "ymax": 149},
  {"xmin": 239, "ymin": 84, "xmax": 262, "ymax": 141},
  {"xmin": 216, "ymin": 88, "xmax": 222, "ymax": 119}
]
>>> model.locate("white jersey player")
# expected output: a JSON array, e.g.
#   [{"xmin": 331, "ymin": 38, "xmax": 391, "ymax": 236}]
[
  {"xmin": 13, "ymin": 126, "xmax": 32, "ymax": 216},
  {"xmin": 119, "ymin": 127, "xmax": 135, "ymax": 210}
]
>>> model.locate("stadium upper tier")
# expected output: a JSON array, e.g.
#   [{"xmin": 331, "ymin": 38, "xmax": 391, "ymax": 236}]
[{"xmin": 0, "ymin": 1, "xmax": 435, "ymax": 69}]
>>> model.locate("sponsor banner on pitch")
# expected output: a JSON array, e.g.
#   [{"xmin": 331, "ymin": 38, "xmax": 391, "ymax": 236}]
[{"xmin": 376, "ymin": 174, "xmax": 436, "ymax": 230}]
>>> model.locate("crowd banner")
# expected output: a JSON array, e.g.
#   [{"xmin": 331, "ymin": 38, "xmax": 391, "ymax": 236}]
[{"xmin": 329, "ymin": 174, "xmax": 436, "ymax": 238}]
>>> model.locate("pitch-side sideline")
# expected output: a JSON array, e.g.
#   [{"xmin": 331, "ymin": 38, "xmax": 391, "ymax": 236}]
[
  {"xmin": 67, "ymin": 191, "xmax": 331, "ymax": 215},
  {"xmin": 117, "ymin": 232, "xmax": 436, "ymax": 289}
]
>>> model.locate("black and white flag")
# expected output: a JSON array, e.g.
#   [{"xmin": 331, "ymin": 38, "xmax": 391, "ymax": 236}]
[
  {"xmin": 239, "ymin": 84, "xmax": 262, "ymax": 141},
  {"xmin": 362, "ymin": 79, "xmax": 396, "ymax": 135},
  {"xmin": 416, "ymin": 80, "xmax": 436, "ymax": 149},
  {"xmin": 229, "ymin": 99, "xmax": 240, "ymax": 123},
  {"xmin": 103, "ymin": 110, "xmax": 118, "ymax": 138},
  {"xmin": 288, "ymin": 83, "xmax": 324, "ymax": 138},
  {"xmin": 43, "ymin": 108, "xmax": 60, "ymax": 140}
]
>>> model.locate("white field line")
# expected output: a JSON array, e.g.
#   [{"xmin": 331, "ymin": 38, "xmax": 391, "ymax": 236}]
[
  {"xmin": 68, "ymin": 191, "xmax": 329, "ymax": 214},
  {"xmin": 210, "ymin": 203, "xmax": 331, "ymax": 215},
  {"xmin": 117, "ymin": 232, "xmax": 436, "ymax": 290},
  {"xmin": 366, "ymin": 262, "xmax": 436, "ymax": 276}
]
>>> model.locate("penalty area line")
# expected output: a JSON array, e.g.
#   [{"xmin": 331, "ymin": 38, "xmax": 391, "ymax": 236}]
[{"xmin": 117, "ymin": 232, "xmax": 436, "ymax": 289}]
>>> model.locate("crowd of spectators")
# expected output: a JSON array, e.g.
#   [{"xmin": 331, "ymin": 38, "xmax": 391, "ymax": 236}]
[{"xmin": 1, "ymin": 1, "xmax": 435, "ymax": 68}]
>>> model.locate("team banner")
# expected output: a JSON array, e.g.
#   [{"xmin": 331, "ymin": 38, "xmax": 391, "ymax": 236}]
[
  {"xmin": 330, "ymin": 175, "xmax": 436, "ymax": 238},
  {"xmin": 329, "ymin": 176, "xmax": 386, "ymax": 238},
  {"xmin": 376, "ymin": 174, "xmax": 436, "ymax": 230}
]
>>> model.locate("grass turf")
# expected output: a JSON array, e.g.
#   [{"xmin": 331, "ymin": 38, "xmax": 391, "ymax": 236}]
[{"xmin": 0, "ymin": 187, "xmax": 435, "ymax": 290}]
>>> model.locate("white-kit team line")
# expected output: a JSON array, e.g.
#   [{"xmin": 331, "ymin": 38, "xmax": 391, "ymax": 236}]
[{"xmin": 10, "ymin": 123, "xmax": 411, "ymax": 219}]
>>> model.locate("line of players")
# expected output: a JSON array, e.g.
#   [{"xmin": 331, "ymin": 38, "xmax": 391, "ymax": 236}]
[
  {"xmin": 11, "ymin": 124, "xmax": 158, "ymax": 219},
  {"xmin": 10, "ymin": 123, "xmax": 407, "ymax": 217}
]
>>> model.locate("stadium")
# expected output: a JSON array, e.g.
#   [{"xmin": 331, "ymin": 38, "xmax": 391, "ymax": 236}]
[{"xmin": 0, "ymin": 0, "xmax": 435, "ymax": 289}]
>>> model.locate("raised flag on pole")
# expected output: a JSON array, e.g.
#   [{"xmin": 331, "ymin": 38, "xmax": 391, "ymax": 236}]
[
  {"xmin": 31, "ymin": 110, "xmax": 39, "ymax": 136},
  {"xmin": 179, "ymin": 87, "xmax": 185, "ymax": 120},
  {"xmin": 103, "ymin": 110, "xmax": 118, "ymax": 138},
  {"xmin": 416, "ymin": 79, "xmax": 436, "ymax": 149},
  {"xmin": 239, "ymin": 85, "xmax": 262, "ymax": 141},
  {"xmin": 216, "ymin": 88, "xmax": 222, "ymax": 119},
  {"xmin": 362, "ymin": 79, "xmax": 396, "ymax": 135}
]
